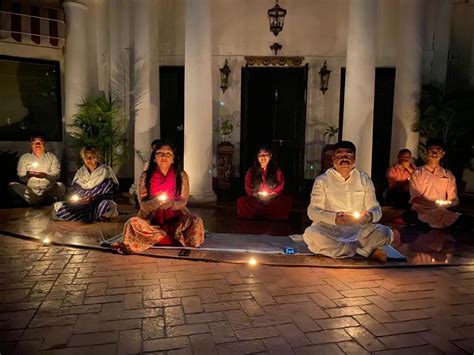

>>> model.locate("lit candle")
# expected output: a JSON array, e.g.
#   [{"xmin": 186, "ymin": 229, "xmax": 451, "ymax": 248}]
[
  {"xmin": 70, "ymin": 194, "xmax": 80, "ymax": 202},
  {"xmin": 43, "ymin": 237, "xmax": 50, "ymax": 244},
  {"xmin": 248, "ymin": 258, "xmax": 257, "ymax": 265},
  {"xmin": 31, "ymin": 162, "xmax": 39, "ymax": 169},
  {"xmin": 158, "ymin": 193, "xmax": 168, "ymax": 202},
  {"xmin": 352, "ymin": 211, "xmax": 361, "ymax": 219},
  {"xmin": 258, "ymin": 190, "xmax": 269, "ymax": 198},
  {"xmin": 435, "ymin": 199, "xmax": 451, "ymax": 207}
]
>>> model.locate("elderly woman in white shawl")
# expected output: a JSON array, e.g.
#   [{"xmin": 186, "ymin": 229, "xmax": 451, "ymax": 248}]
[{"xmin": 52, "ymin": 147, "xmax": 119, "ymax": 222}]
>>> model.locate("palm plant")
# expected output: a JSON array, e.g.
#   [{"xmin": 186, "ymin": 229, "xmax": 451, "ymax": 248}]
[
  {"xmin": 413, "ymin": 85, "xmax": 474, "ymax": 185},
  {"xmin": 69, "ymin": 92, "xmax": 126, "ymax": 170}
]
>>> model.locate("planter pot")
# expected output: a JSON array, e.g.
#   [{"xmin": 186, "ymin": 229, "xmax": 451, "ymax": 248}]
[{"xmin": 217, "ymin": 142, "xmax": 234, "ymax": 190}]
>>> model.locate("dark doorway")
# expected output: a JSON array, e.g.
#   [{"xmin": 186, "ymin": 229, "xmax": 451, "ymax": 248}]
[
  {"xmin": 339, "ymin": 67, "xmax": 396, "ymax": 201},
  {"xmin": 240, "ymin": 66, "xmax": 308, "ymax": 193},
  {"xmin": 159, "ymin": 66, "xmax": 184, "ymax": 158}
]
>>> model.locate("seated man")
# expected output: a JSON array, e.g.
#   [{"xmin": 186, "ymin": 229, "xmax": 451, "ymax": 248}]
[
  {"xmin": 402, "ymin": 139, "xmax": 474, "ymax": 231},
  {"xmin": 386, "ymin": 149, "xmax": 415, "ymax": 209},
  {"xmin": 9, "ymin": 135, "xmax": 65, "ymax": 206},
  {"xmin": 303, "ymin": 141, "xmax": 396, "ymax": 261}
]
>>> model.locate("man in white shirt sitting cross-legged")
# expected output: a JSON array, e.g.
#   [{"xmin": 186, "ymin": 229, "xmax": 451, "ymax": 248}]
[
  {"xmin": 9, "ymin": 134, "xmax": 65, "ymax": 206},
  {"xmin": 303, "ymin": 140, "xmax": 399, "ymax": 262}
]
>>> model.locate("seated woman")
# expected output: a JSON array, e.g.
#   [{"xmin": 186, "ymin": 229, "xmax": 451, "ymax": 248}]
[
  {"xmin": 53, "ymin": 147, "xmax": 119, "ymax": 222},
  {"xmin": 111, "ymin": 140, "xmax": 204, "ymax": 254},
  {"xmin": 237, "ymin": 146, "xmax": 292, "ymax": 221}
]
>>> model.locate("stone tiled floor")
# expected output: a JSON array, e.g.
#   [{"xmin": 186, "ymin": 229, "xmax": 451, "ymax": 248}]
[{"xmin": 1, "ymin": 236, "xmax": 474, "ymax": 354}]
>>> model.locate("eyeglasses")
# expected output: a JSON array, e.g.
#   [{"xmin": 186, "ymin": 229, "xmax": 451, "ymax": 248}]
[{"xmin": 156, "ymin": 152, "xmax": 173, "ymax": 158}]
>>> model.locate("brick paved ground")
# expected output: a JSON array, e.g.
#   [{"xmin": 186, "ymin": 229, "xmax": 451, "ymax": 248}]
[{"xmin": 0, "ymin": 235, "xmax": 473, "ymax": 354}]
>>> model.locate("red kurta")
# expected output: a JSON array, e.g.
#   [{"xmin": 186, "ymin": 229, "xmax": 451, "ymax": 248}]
[{"xmin": 237, "ymin": 167, "xmax": 292, "ymax": 221}]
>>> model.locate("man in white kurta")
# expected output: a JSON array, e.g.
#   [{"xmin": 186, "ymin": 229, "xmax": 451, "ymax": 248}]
[
  {"xmin": 9, "ymin": 135, "xmax": 65, "ymax": 206},
  {"xmin": 303, "ymin": 141, "xmax": 394, "ymax": 260}
]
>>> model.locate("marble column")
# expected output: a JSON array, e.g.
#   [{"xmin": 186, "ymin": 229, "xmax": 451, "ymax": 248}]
[
  {"xmin": 391, "ymin": 0, "xmax": 424, "ymax": 162},
  {"xmin": 63, "ymin": 2, "xmax": 89, "ymax": 130},
  {"xmin": 342, "ymin": 0, "xmax": 377, "ymax": 175},
  {"xmin": 184, "ymin": 0, "xmax": 216, "ymax": 202},
  {"xmin": 132, "ymin": 0, "xmax": 160, "ymax": 188}
]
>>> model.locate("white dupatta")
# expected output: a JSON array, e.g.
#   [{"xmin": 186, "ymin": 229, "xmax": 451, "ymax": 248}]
[{"xmin": 72, "ymin": 164, "xmax": 119, "ymax": 190}]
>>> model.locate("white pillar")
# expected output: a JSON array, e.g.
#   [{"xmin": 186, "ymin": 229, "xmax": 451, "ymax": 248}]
[
  {"xmin": 342, "ymin": 0, "xmax": 377, "ymax": 175},
  {"xmin": 184, "ymin": 0, "xmax": 216, "ymax": 202},
  {"xmin": 63, "ymin": 2, "xmax": 89, "ymax": 130},
  {"xmin": 431, "ymin": 0, "xmax": 452, "ymax": 86},
  {"xmin": 132, "ymin": 0, "xmax": 160, "ymax": 188},
  {"xmin": 391, "ymin": 0, "xmax": 424, "ymax": 162}
]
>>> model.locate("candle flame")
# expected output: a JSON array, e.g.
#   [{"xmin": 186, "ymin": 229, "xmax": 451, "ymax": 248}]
[
  {"xmin": 248, "ymin": 258, "xmax": 257, "ymax": 265},
  {"xmin": 43, "ymin": 237, "xmax": 50, "ymax": 244},
  {"xmin": 352, "ymin": 211, "xmax": 361, "ymax": 219},
  {"xmin": 435, "ymin": 199, "xmax": 451, "ymax": 207},
  {"xmin": 70, "ymin": 194, "xmax": 80, "ymax": 202},
  {"xmin": 31, "ymin": 162, "xmax": 38, "ymax": 168},
  {"xmin": 158, "ymin": 193, "xmax": 168, "ymax": 202}
]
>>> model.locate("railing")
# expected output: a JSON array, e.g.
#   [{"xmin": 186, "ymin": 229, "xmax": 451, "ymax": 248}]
[{"xmin": 0, "ymin": 9, "xmax": 66, "ymax": 49}]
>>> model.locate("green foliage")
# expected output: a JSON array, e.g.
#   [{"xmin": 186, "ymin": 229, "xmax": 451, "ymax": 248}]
[
  {"xmin": 317, "ymin": 123, "xmax": 339, "ymax": 142},
  {"xmin": 69, "ymin": 92, "xmax": 126, "ymax": 169},
  {"xmin": 413, "ymin": 84, "xmax": 474, "ymax": 179}
]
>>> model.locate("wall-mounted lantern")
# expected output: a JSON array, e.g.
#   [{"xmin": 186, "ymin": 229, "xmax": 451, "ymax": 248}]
[
  {"xmin": 268, "ymin": 0, "xmax": 287, "ymax": 36},
  {"xmin": 219, "ymin": 59, "xmax": 231, "ymax": 93},
  {"xmin": 319, "ymin": 60, "xmax": 331, "ymax": 94}
]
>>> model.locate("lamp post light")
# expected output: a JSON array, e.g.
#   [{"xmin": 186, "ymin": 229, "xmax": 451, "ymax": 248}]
[
  {"xmin": 219, "ymin": 59, "xmax": 231, "ymax": 93},
  {"xmin": 268, "ymin": 0, "xmax": 287, "ymax": 36},
  {"xmin": 319, "ymin": 60, "xmax": 331, "ymax": 95}
]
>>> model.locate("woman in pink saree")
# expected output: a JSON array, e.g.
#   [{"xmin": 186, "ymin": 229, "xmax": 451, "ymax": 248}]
[{"xmin": 112, "ymin": 141, "xmax": 204, "ymax": 254}]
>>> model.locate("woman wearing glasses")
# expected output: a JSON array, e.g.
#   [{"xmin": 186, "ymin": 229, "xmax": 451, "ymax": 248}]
[
  {"xmin": 237, "ymin": 145, "xmax": 292, "ymax": 220},
  {"xmin": 111, "ymin": 140, "xmax": 204, "ymax": 254}
]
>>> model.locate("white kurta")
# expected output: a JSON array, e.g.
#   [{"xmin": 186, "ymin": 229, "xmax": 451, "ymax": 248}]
[
  {"xmin": 17, "ymin": 152, "xmax": 61, "ymax": 195},
  {"xmin": 303, "ymin": 168, "xmax": 392, "ymax": 258}
]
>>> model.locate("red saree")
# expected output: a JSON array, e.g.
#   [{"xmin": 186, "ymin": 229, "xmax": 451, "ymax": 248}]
[{"xmin": 113, "ymin": 166, "xmax": 204, "ymax": 254}]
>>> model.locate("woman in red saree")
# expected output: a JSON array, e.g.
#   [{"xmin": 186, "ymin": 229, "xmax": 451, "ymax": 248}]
[
  {"xmin": 237, "ymin": 146, "xmax": 292, "ymax": 220},
  {"xmin": 112, "ymin": 141, "xmax": 204, "ymax": 254}
]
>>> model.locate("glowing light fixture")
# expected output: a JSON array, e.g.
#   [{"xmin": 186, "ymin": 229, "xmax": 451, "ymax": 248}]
[
  {"xmin": 268, "ymin": 0, "xmax": 287, "ymax": 36},
  {"xmin": 319, "ymin": 60, "xmax": 331, "ymax": 95},
  {"xmin": 219, "ymin": 59, "xmax": 231, "ymax": 93}
]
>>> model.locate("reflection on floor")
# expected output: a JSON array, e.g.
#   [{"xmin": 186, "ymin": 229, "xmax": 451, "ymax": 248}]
[{"xmin": 0, "ymin": 203, "xmax": 472, "ymax": 268}]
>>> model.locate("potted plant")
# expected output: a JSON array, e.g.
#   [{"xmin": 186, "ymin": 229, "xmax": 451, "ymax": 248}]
[
  {"xmin": 317, "ymin": 123, "xmax": 339, "ymax": 174},
  {"xmin": 68, "ymin": 92, "xmax": 126, "ymax": 172},
  {"xmin": 413, "ymin": 84, "xmax": 474, "ymax": 191},
  {"xmin": 215, "ymin": 115, "xmax": 235, "ymax": 190}
]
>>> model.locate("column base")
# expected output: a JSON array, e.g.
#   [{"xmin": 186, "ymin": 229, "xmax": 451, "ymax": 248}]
[{"xmin": 188, "ymin": 191, "xmax": 217, "ymax": 203}]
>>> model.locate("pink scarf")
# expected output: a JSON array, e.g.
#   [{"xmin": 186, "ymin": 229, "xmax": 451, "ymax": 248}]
[{"xmin": 150, "ymin": 165, "xmax": 182, "ymax": 225}]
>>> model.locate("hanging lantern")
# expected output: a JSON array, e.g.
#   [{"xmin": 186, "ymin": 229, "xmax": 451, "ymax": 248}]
[
  {"xmin": 219, "ymin": 59, "xmax": 231, "ymax": 93},
  {"xmin": 319, "ymin": 60, "xmax": 331, "ymax": 95},
  {"xmin": 267, "ymin": 0, "xmax": 287, "ymax": 36}
]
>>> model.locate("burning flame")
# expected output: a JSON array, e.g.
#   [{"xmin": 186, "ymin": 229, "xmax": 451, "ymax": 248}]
[
  {"xmin": 158, "ymin": 193, "xmax": 168, "ymax": 202},
  {"xmin": 31, "ymin": 162, "xmax": 39, "ymax": 169},
  {"xmin": 248, "ymin": 258, "xmax": 257, "ymax": 265},
  {"xmin": 70, "ymin": 194, "xmax": 80, "ymax": 202},
  {"xmin": 352, "ymin": 211, "xmax": 361, "ymax": 219}
]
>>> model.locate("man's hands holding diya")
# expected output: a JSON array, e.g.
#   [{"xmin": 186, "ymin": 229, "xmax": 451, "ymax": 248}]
[{"xmin": 335, "ymin": 211, "xmax": 373, "ymax": 225}]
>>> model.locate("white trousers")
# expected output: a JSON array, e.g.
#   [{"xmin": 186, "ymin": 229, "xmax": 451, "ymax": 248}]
[
  {"xmin": 303, "ymin": 224, "xmax": 393, "ymax": 258},
  {"xmin": 9, "ymin": 182, "xmax": 65, "ymax": 206}
]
